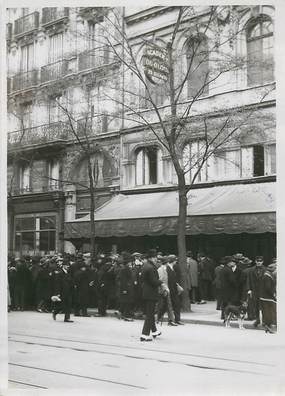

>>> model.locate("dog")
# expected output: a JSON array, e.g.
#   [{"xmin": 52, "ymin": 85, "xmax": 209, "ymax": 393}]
[{"xmin": 223, "ymin": 302, "xmax": 248, "ymax": 329}]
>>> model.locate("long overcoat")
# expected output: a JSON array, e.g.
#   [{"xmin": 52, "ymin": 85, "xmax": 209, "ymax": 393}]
[{"xmin": 142, "ymin": 261, "xmax": 161, "ymax": 301}]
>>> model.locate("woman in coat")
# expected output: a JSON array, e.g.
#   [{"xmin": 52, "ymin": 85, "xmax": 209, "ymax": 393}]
[{"xmin": 260, "ymin": 263, "xmax": 277, "ymax": 333}]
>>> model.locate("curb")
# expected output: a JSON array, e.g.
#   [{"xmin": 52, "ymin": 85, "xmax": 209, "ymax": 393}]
[{"xmin": 87, "ymin": 309, "xmax": 258, "ymax": 330}]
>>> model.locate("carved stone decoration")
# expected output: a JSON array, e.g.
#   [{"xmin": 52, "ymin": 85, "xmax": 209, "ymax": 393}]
[{"xmin": 105, "ymin": 144, "xmax": 120, "ymax": 174}]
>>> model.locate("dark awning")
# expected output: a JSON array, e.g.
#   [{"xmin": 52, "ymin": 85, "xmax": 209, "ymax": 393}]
[{"xmin": 64, "ymin": 182, "xmax": 276, "ymax": 239}]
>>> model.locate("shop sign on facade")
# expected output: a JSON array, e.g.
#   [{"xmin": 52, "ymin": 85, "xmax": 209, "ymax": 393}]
[{"xmin": 143, "ymin": 44, "xmax": 169, "ymax": 85}]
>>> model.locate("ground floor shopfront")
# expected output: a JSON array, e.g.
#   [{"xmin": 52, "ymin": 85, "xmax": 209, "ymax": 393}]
[
  {"xmin": 8, "ymin": 191, "xmax": 65, "ymax": 257},
  {"xmin": 64, "ymin": 181, "xmax": 276, "ymax": 264}
]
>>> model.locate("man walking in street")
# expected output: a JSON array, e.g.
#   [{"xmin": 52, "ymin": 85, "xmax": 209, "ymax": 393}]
[
  {"xmin": 140, "ymin": 250, "xmax": 162, "ymax": 341},
  {"xmin": 51, "ymin": 260, "xmax": 74, "ymax": 323}
]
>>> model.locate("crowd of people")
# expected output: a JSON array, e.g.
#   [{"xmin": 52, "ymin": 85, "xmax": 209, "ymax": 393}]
[{"xmin": 7, "ymin": 249, "xmax": 277, "ymax": 336}]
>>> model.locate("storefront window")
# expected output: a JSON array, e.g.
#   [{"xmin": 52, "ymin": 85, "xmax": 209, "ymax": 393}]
[{"xmin": 14, "ymin": 214, "xmax": 56, "ymax": 255}]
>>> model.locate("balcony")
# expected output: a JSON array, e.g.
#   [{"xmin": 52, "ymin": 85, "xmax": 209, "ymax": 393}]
[
  {"xmin": 8, "ymin": 121, "xmax": 70, "ymax": 149},
  {"xmin": 42, "ymin": 7, "xmax": 69, "ymax": 26},
  {"xmin": 10, "ymin": 70, "xmax": 39, "ymax": 93},
  {"xmin": 14, "ymin": 12, "xmax": 39, "ymax": 37},
  {"xmin": 77, "ymin": 46, "xmax": 116, "ymax": 73},
  {"xmin": 41, "ymin": 59, "xmax": 69, "ymax": 83}
]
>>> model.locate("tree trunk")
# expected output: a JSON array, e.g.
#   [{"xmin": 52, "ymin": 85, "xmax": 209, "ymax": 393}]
[
  {"xmin": 87, "ymin": 158, "xmax": 96, "ymax": 262},
  {"xmin": 177, "ymin": 177, "xmax": 191, "ymax": 312}
]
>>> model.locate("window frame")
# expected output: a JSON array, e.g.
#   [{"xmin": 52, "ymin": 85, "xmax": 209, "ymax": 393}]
[{"xmin": 246, "ymin": 16, "xmax": 274, "ymax": 86}]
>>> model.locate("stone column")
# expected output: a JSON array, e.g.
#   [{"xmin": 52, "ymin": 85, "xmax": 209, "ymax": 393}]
[{"xmin": 64, "ymin": 185, "xmax": 77, "ymax": 254}]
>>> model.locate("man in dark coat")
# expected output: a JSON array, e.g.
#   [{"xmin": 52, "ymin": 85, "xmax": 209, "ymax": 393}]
[
  {"xmin": 74, "ymin": 263, "xmax": 91, "ymax": 317},
  {"xmin": 51, "ymin": 261, "xmax": 74, "ymax": 322},
  {"xmin": 246, "ymin": 256, "xmax": 266, "ymax": 327},
  {"xmin": 96, "ymin": 258, "xmax": 114, "ymax": 316},
  {"xmin": 213, "ymin": 257, "xmax": 225, "ymax": 310},
  {"xmin": 166, "ymin": 255, "xmax": 183, "ymax": 325},
  {"xmin": 118, "ymin": 252, "xmax": 134, "ymax": 321},
  {"xmin": 140, "ymin": 250, "xmax": 162, "ymax": 341},
  {"xmin": 260, "ymin": 262, "xmax": 277, "ymax": 333},
  {"xmin": 14, "ymin": 259, "xmax": 30, "ymax": 311},
  {"xmin": 197, "ymin": 253, "xmax": 215, "ymax": 303},
  {"xmin": 36, "ymin": 259, "xmax": 51, "ymax": 312},
  {"xmin": 220, "ymin": 256, "xmax": 242, "ymax": 320}
]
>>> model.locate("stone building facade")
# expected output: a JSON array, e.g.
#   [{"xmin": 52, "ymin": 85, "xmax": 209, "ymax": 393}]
[{"xmin": 7, "ymin": 6, "xmax": 276, "ymax": 261}]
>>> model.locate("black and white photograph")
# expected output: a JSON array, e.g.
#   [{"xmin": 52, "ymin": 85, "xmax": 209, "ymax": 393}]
[{"xmin": 0, "ymin": 2, "xmax": 284, "ymax": 395}]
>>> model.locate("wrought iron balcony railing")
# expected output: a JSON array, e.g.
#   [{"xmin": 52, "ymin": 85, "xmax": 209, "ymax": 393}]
[
  {"xmin": 41, "ymin": 59, "xmax": 69, "ymax": 83},
  {"xmin": 10, "ymin": 70, "xmax": 39, "ymax": 92},
  {"xmin": 14, "ymin": 12, "xmax": 39, "ymax": 37},
  {"xmin": 8, "ymin": 121, "xmax": 70, "ymax": 149},
  {"xmin": 42, "ymin": 7, "xmax": 69, "ymax": 26},
  {"xmin": 78, "ymin": 46, "xmax": 110, "ymax": 72}
]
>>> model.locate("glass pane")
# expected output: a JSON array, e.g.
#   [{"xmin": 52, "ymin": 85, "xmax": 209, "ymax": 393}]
[
  {"xmin": 49, "ymin": 231, "xmax": 56, "ymax": 251},
  {"xmin": 39, "ymin": 230, "xmax": 56, "ymax": 251},
  {"xmin": 15, "ymin": 217, "xmax": 35, "ymax": 231},
  {"xmin": 39, "ymin": 231, "xmax": 48, "ymax": 251},
  {"xmin": 40, "ymin": 216, "xmax": 56, "ymax": 230},
  {"xmin": 269, "ymin": 145, "xmax": 276, "ymax": 174},
  {"xmin": 21, "ymin": 232, "xmax": 35, "ymax": 252}
]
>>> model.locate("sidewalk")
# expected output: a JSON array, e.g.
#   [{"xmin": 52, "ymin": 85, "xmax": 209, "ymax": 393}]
[{"xmin": 88, "ymin": 301, "xmax": 257, "ymax": 329}]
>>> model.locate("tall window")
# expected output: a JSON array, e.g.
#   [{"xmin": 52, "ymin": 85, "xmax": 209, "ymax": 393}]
[
  {"xmin": 186, "ymin": 36, "xmax": 209, "ymax": 98},
  {"xmin": 247, "ymin": 17, "xmax": 274, "ymax": 86},
  {"xmin": 135, "ymin": 146, "xmax": 163, "ymax": 185},
  {"xmin": 20, "ymin": 43, "xmax": 34, "ymax": 72},
  {"xmin": 48, "ymin": 32, "xmax": 63, "ymax": 63},
  {"xmin": 183, "ymin": 141, "xmax": 208, "ymax": 184},
  {"xmin": 20, "ymin": 102, "xmax": 33, "ymax": 129},
  {"xmin": 48, "ymin": 159, "xmax": 59, "ymax": 190},
  {"xmin": 19, "ymin": 164, "xmax": 31, "ymax": 192}
]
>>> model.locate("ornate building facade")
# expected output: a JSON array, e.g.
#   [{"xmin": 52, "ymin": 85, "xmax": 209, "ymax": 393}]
[{"xmin": 7, "ymin": 6, "xmax": 276, "ymax": 261}]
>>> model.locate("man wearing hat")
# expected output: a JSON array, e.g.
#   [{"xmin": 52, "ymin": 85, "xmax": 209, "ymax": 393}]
[
  {"xmin": 140, "ymin": 250, "xmax": 162, "ymax": 341},
  {"xmin": 213, "ymin": 257, "xmax": 226, "ymax": 311},
  {"xmin": 118, "ymin": 252, "xmax": 134, "ymax": 321},
  {"xmin": 246, "ymin": 256, "xmax": 266, "ymax": 327},
  {"xmin": 51, "ymin": 261, "xmax": 74, "ymax": 322}
]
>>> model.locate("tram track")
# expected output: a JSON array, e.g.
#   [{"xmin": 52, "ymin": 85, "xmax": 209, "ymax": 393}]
[
  {"xmin": 9, "ymin": 335, "xmax": 270, "ymax": 376},
  {"xmin": 9, "ymin": 379, "xmax": 48, "ymax": 389},
  {"xmin": 9, "ymin": 363, "xmax": 147, "ymax": 390},
  {"xmin": 9, "ymin": 332, "xmax": 274, "ymax": 367}
]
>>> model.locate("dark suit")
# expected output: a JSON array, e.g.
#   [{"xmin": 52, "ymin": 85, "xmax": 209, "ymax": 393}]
[
  {"xmin": 246, "ymin": 265, "xmax": 266, "ymax": 323},
  {"xmin": 51, "ymin": 268, "xmax": 73, "ymax": 321},
  {"xmin": 141, "ymin": 260, "xmax": 161, "ymax": 336},
  {"xmin": 167, "ymin": 264, "xmax": 181, "ymax": 323}
]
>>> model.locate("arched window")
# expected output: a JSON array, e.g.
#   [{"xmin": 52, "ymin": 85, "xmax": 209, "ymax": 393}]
[
  {"xmin": 183, "ymin": 140, "xmax": 207, "ymax": 184},
  {"xmin": 185, "ymin": 36, "xmax": 209, "ymax": 99},
  {"xmin": 247, "ymin": 17, "xmax": 274, "ymax": 86},
  {"xmin": 135, "ymin": 146, "xmax": 163, "ymax": 185}
]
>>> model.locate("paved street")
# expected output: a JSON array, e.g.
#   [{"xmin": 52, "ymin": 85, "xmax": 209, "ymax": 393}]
[{"xmin": 6, "ymin": 311, "xmax": 285, "ymax": 395}]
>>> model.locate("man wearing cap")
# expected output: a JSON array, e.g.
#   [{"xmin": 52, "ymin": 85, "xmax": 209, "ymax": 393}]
[
  {"xmin": 140, "ymin": 250, "xmax": 162, "ymax": 341},
  {"xmin": 260, "ymin": 261, "xmax": 277, "ymax": 333},
  {"xmin": 246, "ymin": 256, "xmax": 266, "ymax": 327}
]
